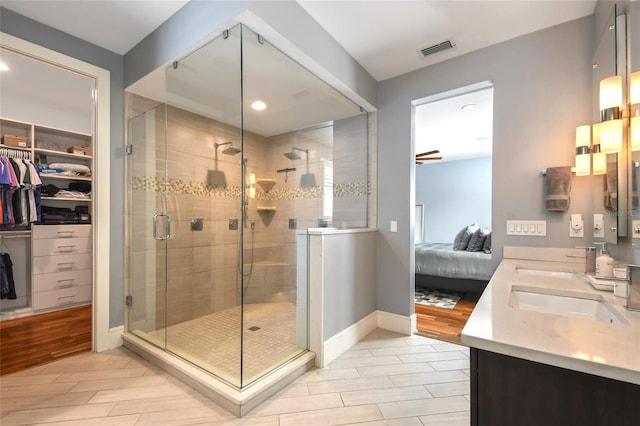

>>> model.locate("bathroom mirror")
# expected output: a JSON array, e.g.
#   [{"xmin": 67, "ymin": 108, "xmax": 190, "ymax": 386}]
[
  {"xmin": 629, "ymin": 2, "xmax": 640, "ymax": 235},
  {"xmin": 592, "ymin": 7, "xmax": 628, "ymax": 244}
]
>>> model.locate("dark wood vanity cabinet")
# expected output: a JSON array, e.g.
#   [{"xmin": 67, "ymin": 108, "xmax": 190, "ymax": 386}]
[{"xmin": 470, "ymin": 348, "xmax": 640, "ymax": 426}]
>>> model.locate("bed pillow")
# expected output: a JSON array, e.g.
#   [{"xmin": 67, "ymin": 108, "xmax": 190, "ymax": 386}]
[
  {"xmin": 453, "ymin": 224, "xmax": 479, "ymax": 251},
  {"xmin": 467, "ymin": 227, "xmax": 491, "ymax": 252},
  {"xmin": 482, "ymin": 231, "xmax": 492, "ymax": 254}
]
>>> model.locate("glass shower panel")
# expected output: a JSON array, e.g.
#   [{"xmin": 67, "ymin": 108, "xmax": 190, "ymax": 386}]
[
  {"xmin": 240, "ymin": 25, "xmax": 364, "ymax": 386},
  {"xmin": 127, "ymin": 101, "xmax": 168, "ymax": 347},
  {"xmin": 163, "ymin": 26, "xmax": 243, "ymax": 387}
]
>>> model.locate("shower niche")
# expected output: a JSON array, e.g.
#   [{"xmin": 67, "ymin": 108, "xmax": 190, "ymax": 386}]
[{"xmin": 124, "ymin": 23, "xmax": 369, "ymax": 408}]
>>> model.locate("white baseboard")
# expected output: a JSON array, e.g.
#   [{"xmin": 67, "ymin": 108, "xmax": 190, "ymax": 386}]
[
  {"xmin": 321, "ymin": 311, "xmax": 378, "ymax": 367},
  {"xmin": 320, "ymin": 310, "xmax": 415, "ymax": 367},
  {"xmin": 376, "ymin": 310, "xmax": 415, "ymax": 335},
  {"xmin": 107, "ymin": 325, "xmax": 124, "ymax": 350}
]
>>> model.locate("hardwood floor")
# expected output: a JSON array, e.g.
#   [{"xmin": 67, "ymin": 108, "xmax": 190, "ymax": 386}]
[
  {"xmin": 415, "ymin": 292, "xmax": 478, "ymax": 345},
  {"xmin": 0, "ymin": 305, "xmax": 92, "ymax": 376}
]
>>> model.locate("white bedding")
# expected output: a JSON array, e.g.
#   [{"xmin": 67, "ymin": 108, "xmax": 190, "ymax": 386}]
[{"xmin": 415, "ymin": 242, "xmax": 494, "ymax": 281}]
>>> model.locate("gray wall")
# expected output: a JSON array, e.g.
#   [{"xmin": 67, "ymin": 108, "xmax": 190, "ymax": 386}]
[
  {"xmin": 320, "ymin": 232, "xmax": 377, "ymax": 339},
  {"xmin": 416, "ymin": 157, "xmax": 492, "ymax": 243},
  {"xmin": 0, "ymin": 7, "xmax": 126, "ymax": 328},
  {"xmin": 377, "ymin": 16, "xmax": 595, "ymax": 317}
]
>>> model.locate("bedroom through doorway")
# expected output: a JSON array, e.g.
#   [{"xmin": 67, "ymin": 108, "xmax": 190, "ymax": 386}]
[{"xmin": 412, "ymin": 82, "xmax": 494, "ymax": 343}]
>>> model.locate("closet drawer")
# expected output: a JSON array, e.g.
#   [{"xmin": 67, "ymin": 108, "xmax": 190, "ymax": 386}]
[
  {"xmin": 32, "ymin": 284, "xmax": 92, "ymax": 311},
  {"xmin": 32, "ymin": 269, "xmax": 92, "ymax": 292},
  {"xmin": 32, "ymin": 237, "xmax": 91, "ymax": 257},
  {"xmin": 32, "ymin": 224, "xmax": 92, "ymax": 240},
  {"xmin": 32, "ymin": 253, "xmax": 92, "ymax": 274}
]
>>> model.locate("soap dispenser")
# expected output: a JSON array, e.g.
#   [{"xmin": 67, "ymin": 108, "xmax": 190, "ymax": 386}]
[{"xmin": 594, "ymin": 242, "xmax": 614, "ymax": 278}]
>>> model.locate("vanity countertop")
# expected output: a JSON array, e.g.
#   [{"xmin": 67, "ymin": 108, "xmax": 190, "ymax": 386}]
[{"xmin": 461, "ymin": 256, "xmax": 640, "ymax": 385}]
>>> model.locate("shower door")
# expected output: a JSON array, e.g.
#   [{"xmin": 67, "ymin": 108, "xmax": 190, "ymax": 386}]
[{"xmin": 127, "ymin": 26, "xmax": 245, "ymax": 388}]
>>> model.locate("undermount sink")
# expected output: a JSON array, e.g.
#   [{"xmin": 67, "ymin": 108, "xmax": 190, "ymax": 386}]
[
  {"xmin": 509, "ymin": 285, "xmax": 628, "ymax": 324},
  {"xmin": 514, "ymin": 264, "xmax": 579, "ymax": 279}
]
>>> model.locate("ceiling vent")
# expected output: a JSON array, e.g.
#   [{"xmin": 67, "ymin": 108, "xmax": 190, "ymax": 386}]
[{"xmin": 419, "ymin": 40, "xmax": 456, "ymax": 58}]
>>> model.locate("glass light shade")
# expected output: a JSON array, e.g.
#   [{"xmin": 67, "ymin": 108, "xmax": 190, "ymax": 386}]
[
  {"xmin": 599, "ymin": 76, "xmax": 623, "ymax": 111},
  {"xmin": 575, "ymin": 153, "xmax": 591, "ymax": 176},
  {"xmin": 576, "ymin": 125, "xmax": 590, "ymax": 148},
  {"xmin": 249, "ymin": 173, "xmax": 256, "ymax": 185},
  {"xmin": 249, "ymin": 187, "xmax": 256, "ymax": 199},
  {"xmin": 599, "ymin": 119, "xmax": 623, "ymax": 153},
  {"xmin": 592, "ymin": 151, "xmax": 606, "ymax": 175},
  {"xmin": 630, "ymin": 71, "xmax": 640, "ymax": 105},
  {"xmin": 592, "ymin": 123, "xmax": 601, "ymax": 145},
  {"xmin": 632, "ymin": 116, "xmax": 640, "ymax": 151}
]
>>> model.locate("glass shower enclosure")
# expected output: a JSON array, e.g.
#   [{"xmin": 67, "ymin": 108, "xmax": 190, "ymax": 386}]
[{"xmin": 125, "ymin": 24, "xmax": 368, "ymax": 389}]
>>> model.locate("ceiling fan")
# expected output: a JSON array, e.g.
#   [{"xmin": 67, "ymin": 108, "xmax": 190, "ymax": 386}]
[{"xmin": 415, "ymin": 150, "xmax": 443, "ymax": 164}]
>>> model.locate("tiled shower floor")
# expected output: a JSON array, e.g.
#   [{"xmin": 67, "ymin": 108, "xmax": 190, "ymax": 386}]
[{"xmin": 136, "ymin": 302, "xmax": 302, "ymax": 385}]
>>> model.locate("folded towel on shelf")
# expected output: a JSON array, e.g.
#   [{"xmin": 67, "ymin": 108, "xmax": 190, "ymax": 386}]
[{"xmin": 545, "ymin": 166, "xmax": 571, "ymax": 211}]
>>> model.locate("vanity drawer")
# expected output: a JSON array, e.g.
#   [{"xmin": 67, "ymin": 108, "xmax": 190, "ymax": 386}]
[
  {"xmin": 32, "ymin": 237, "xmax": 91, "ymax": 257},
  {"xmin": 32, "ymin": 253, "xmax": 92, "ymax": 274},
  {"xmin": 32, "ymin": 224, "xmax": 92, "ymax": 240},
  {"xmin": 32, "ymin": 269, "xmax": 92, "ymax": 292},
  {"xmin": 32, "ymin": 284, "xmax": 92, "ymax": 311}
]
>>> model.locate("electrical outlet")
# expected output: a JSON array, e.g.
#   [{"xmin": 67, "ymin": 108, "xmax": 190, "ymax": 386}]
[{"xmin": 633, "ymin": 220, "xmax": 640, "ymax": 239}]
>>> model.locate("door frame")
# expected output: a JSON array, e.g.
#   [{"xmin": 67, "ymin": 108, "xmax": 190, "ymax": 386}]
[{"xmin": 1, "ymin": 32, "xmax": 112, "ymax": 352}]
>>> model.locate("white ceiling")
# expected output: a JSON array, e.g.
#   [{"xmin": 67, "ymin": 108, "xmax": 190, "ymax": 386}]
[{"xmin": 0, "ymin": 0, "xmax": 597, "ymax": 159}]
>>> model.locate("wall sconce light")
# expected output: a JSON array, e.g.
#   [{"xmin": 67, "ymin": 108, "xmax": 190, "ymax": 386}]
[
  {"xmin": 248, "ymin": 173, "xmax": 256, "ymax": 199},
  {"xmin": 591, "ymin": 123, "xmax": 606, "ymax": 175},
  {"xmin": 631, "ymin": 71, "xmax": 640, "ymax": 151},
  {"xmin": 575, "ymin": 124, "xmax": 591, "ymax": 176},
  {"xmin": 599, "ymin": 75, "xmax": 623, "ymax": 153}
]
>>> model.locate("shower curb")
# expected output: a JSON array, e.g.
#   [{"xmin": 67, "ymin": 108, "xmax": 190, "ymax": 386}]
[{"xmin": 122, "ymin": 333, "xmax": 315, "ymax": 417}]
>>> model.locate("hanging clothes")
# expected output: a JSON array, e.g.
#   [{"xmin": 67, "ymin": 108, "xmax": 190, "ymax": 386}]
[
  {"xmin": 0, "ymin": 253, "xmax": 17, "ymax": 300},
  {"xmin": 0, "ymin": 156, "xmax": 42, "ymax": 227}
]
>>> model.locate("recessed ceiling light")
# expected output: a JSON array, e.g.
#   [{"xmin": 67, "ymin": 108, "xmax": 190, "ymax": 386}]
[
  {"xmin": 0, "ymin": 62, "xmax": 9, "ymax": 72},
  {"xmin": 251, "ymin": 100, "xmax": 267, "ymax": 111},
  {"xmin": 461, "ymin": 103, "xmax": 476, "ymax": 111}
]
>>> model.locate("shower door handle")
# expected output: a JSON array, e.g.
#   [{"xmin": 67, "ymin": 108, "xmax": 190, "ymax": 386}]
[{"xmin": 153, "ymin": 213, "xmax": 171, "ymax": 241}]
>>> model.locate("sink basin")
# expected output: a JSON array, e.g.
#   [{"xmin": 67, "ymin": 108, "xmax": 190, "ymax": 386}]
[
  {"xmin": 515, "ymin": 264, "xmax": 579, "ymax": 279},
  {"xmin": 509, "ymin": 285, "xmax": 628, "ymax": 324}
]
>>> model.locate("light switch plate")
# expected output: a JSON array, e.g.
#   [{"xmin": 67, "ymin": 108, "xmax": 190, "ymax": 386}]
[
  {"xmin": 506, "ymin": 220, "xmax": 546, "ymax": 236},
  {"xmin": 390, "ymin": 221, "xmax": 398, "ymax": 233}
]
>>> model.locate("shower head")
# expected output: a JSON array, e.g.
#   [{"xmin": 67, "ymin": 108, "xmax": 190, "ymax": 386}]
[
  {"xmin": 215, "ymin": 141, "xmax": 241, "ymax": 155},
  {"xmin": 283, "ymin": 146, "xmax": 307, "ymax": 161},
  {"xmin": 222, "ymin": 146, "xmax": 241, "ymax": 155},
  {"xmin": 283, "ymin": 151, "xmax": 302, "ymax": 160}
]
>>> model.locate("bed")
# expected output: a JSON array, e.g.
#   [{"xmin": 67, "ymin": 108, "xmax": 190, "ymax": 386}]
[{"xmin": 415, "ymin": 242, "xmax": 494, "ymax": 294}]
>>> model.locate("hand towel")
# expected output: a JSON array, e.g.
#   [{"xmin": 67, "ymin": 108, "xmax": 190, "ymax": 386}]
[{"xmin": 545, "ymin": 166, "xmax": 571, "ymax": 211}]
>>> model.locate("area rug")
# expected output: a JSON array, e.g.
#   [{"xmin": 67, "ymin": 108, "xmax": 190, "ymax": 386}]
[{"xmin": 415, "ymin": 288, "xmax": 462, "ymax": 309}]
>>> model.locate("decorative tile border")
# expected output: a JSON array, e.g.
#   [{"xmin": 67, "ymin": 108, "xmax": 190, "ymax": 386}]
[{"xmin": 131, "ymin": 176, "xmax": 370, "ymax": 200}]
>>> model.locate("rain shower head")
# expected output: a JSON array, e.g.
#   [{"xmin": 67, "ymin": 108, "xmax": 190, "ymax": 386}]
[
  {"xmin": 283, "ymin": 146, "xmax": 307, "ymax": 161},
  {"xmin": 215, "ymin": 141, "xmax": 241, "ymax": 155},
  {"xmin": 283, "ymin": 151, "xmax": 302, "ymax": 160},
  {"xmin": 222, "ymin": 146, "xmax": 241, "ymax": 155}
]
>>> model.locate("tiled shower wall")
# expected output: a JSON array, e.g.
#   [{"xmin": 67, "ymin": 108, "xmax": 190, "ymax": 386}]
[{"xmin": 128, "ymin": 95, "xmax": 369, "ymax": 329}]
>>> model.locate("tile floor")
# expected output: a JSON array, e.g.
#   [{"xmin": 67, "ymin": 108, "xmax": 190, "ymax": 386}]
[{"xmin": 0, "ymin": 328, "xmax": 471, "ymax": 425}]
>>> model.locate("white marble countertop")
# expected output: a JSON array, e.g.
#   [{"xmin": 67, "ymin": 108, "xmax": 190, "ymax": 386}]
[{"xmin": 461, "ymin": 253, "xmax": 640, "ymax": 385}]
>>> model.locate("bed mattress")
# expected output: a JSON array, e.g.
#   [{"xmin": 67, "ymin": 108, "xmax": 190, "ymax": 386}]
[{"xmin": 415, "ymin": 242, "xmax": 494, "ymax": 281}]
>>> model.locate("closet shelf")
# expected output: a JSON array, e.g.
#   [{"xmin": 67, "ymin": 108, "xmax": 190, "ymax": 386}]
[
  {"xmin": 34, "ymin": 148, "xmax": 92, "ymax": 160},
  {"xmin": 41, "ymin": 196, "xmax": 92, "ymax": 202},
  {"xmin": 40, "ymin": 174, "xmax": 92, "ymax": 182}
]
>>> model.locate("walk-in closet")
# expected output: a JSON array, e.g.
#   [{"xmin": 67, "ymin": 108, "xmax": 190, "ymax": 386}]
[{"xmin": 0, "ymin": 41, "xmax": 96, "ymax": 374}]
